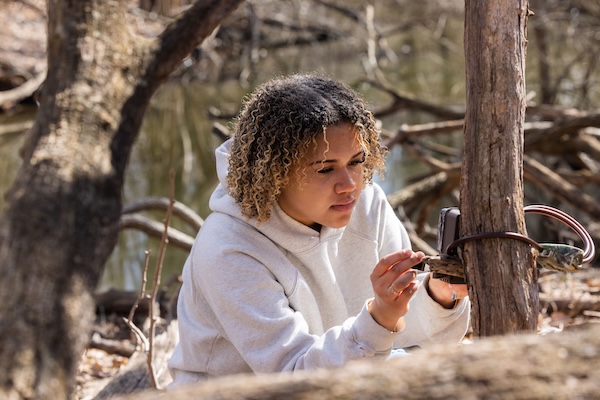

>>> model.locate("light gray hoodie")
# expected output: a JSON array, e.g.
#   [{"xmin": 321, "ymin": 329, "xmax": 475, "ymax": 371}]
[{"xmin": 168, "ymin": 139, "xmax": 470, "ymax": 386}]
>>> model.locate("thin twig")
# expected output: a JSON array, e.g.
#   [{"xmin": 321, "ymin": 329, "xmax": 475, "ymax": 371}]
[
  {"xmin": 147, "ymin": 169, "xmax": 176, "ymax": 389},
  {"xmin": 127, "ymin": 250, "xmax": 152, "ymax": 344},
  {"xmin": 122, "ymin": 317, "xmax": 150, "ymax": 352}
]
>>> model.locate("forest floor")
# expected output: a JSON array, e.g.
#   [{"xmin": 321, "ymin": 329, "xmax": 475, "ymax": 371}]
[
  {"xmin": 76, "ymin": 314, "xmax": 137, "ymax": 399},
  {"xmin": 74, "ymin": 267, "xmax": 600, "ymax": 400}
]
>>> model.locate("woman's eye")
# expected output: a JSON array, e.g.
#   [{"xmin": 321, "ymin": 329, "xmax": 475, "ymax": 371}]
[
  {"xmin": 350, "ymin": 158, "xmax": 365, "ymax": 166},
  {"xmin": 317, "ymin": 167, "xmax": 334, "ymax": 174}
]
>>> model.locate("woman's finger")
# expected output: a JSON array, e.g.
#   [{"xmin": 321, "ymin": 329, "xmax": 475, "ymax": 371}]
[
  {"xmin": 373, "ymin": 250, "xmax": 424, "ymax": 279},
  {"xmin": 372, "ymin": 250, "xmax": 413, "ymax": 278},
  {"xmin": 388, "ymin": 269, "xmax": 418, "ymax": 298},
  {"xmin": 393, "ymin": 280, "xmax": 419, "ymax": 303}
]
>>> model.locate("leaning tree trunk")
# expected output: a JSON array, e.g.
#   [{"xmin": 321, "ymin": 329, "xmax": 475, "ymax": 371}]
[
  {"xmin": 461, "ymin": 1, "xmax": 537, "ymax": 336},
  {"xmin": 0, "ymin": 1, "xmax": 243, "ymax": 399}
]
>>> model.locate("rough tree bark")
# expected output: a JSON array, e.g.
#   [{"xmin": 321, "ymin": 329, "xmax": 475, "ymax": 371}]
[
  {"xmin": 461, "ymin": 1, "xmax": 537, "ymax": 336},
  {"xmin": 0, "ymin": 1, "xmax": 243, "ymax": 399}
]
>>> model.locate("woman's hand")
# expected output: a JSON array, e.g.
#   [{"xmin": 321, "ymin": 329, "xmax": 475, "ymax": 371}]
[
  {"xmin": 368, "ymin": 249, "xmax": 424, "ymax": 332},
  {"xmin": 427, "ymin": 275, "xmax": 469, "ymax": 309}
]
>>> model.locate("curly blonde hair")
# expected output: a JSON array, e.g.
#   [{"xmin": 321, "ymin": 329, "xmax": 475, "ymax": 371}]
[{"xmin": 227, "ymin": 73, "xmax": 387, "ymax": 223}]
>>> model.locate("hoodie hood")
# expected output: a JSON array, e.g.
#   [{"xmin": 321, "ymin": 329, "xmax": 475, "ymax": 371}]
[{"xmin": 209, "ymin": 138, "xmax": 238, "ymax": 216}]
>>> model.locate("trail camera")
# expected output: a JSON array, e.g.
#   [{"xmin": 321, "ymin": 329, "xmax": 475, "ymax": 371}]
[{"xmin": 437, "ymin": 207, "xmax": 461, "ymax": 256}]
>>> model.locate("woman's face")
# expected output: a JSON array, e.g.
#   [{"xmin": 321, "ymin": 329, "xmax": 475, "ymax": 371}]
[{"xmin": 278, "ymin": 123, "xmax": 365, "ymax": 230}]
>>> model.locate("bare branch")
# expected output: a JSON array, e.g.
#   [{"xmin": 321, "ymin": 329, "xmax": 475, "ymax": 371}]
[
  {"xmin": 524, "ymin": 155, "xmax": 600, "ymax": 220},
  {"xmin": 525, "ymin": 112, "xmax": 600, "ymax": 148},
  {"xmin": 385, "ymin": 119, "xmax": 464, "ymax": 147},
  {"xmin": 119, "ymin": 214, "xmax": 195, "ymax": 251},
  {"xmin": 122, "ymin": 197, "xmax": 204, "ymax": 232},
  {"xmin": 212, "ymin": 122, "xmax": 233, "ymax": 141},
  {"xmin": 387, "ymin": 171, "xmax": 451, "ymax": 209},
  {"xmin": 149, "ymin": 0, "xmax": 245, "ymax": 85},
  {"xmin": 365, "ymin": 78, "xmax": 464, "ymax": 120},
  {"xmin": 0, "ymin": 68, "xmax": 46, "ymax": 105}
]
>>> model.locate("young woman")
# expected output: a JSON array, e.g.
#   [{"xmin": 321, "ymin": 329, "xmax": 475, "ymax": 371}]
[{"xmin": 168, "ymin": 73, "xmax": 470, "ymax": 386}]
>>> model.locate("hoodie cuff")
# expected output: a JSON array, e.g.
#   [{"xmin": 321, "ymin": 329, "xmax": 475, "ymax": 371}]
[
  {"xmin": 419, "ymin": 273, "xmax": 468, "ymax": 315},
  {"xmin": 349, "ymin": 299, "xmax": 400, "ymax": 354}
]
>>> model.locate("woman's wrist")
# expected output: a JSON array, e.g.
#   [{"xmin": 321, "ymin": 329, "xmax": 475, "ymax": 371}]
[
  {"xmin": 367, "ymin": 299, "xmax": 403, "ymax": 332},
  {"xmin": 426, "ymin": 274, "xmax": 458, "ymax": 309}
]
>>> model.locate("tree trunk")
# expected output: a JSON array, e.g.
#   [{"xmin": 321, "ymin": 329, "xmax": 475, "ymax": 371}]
[
  {"xmin": 461, "ymin": 1, "xmax": 537, "ymax": 336},
  {"xmin": 0, "ymin": 1, "xmax": 243, "ymax": 399}
]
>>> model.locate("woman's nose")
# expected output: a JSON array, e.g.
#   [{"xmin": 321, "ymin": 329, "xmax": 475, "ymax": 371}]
[{"xmin": 335, "ymin": 169, "xmax": 357, "ymax": 193}]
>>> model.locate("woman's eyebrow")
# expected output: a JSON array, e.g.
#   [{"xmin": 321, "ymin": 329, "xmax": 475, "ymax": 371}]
[{"xmin": 308, "ymin": 150, "xmax": 364, "ymax": 166}]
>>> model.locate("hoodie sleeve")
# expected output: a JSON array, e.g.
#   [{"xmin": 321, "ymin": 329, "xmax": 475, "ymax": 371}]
[
  {"xmin": 369, "ymin": 183, "xmax": 471, "ymax": 348},
  {"xmin": 397, "ymin": 273, "xmax": 471, "ymax": 348},
  {"xmin": 188, "ymin": 215, "xmax": 402, "ymax": 375}
]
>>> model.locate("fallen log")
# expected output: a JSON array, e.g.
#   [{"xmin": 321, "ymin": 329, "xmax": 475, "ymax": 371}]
[
  {"xmin": 90, "ymin": 333, "xmax": 136, "ymax": 358},
  {"xmin": 95, "ymin": 283, "xmax": 180, "ymax": 323},
  {"xmin": 120, "ymin": 322, "xmax": 600, "ymax": 399}
]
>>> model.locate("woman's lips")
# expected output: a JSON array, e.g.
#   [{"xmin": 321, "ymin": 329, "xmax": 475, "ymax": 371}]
[{"xmin": 331, "ymin": 199, "xmax": 355, "ymax": 212}]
